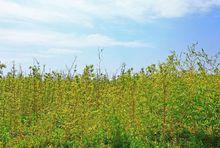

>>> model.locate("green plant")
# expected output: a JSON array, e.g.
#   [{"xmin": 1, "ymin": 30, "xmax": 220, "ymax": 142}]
[{"xmin": 0, "ymin": 46, "xmax": 219, "ymax": 147}]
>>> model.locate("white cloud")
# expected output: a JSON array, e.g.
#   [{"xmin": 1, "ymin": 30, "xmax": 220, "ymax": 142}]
[
  {"xmin": 0, "ymin": 0, "xmax": 220, "ymax": 63},
  {"xmin": 0, "ymin": 0, "xmax": 220, "ymax": 25},
  {"xmin": 0, "ymin": 28, "xmax": 149, "ymax": 65},
  {"xmin": 0, "ymin": 0, "xmax": 219, "ymax": 74},
  {"xmin": 0, "ymin": 0, "xmax": 93, "ymax": 27},
  {"xmin": 0, "ymin": 29, "xmax": 148, "ymax": 49}
]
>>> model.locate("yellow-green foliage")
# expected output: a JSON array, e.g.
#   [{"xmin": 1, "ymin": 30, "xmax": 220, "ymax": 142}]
[{"xmin": 0, "ymin": 47, "xmax": 220, "ymax": 147}]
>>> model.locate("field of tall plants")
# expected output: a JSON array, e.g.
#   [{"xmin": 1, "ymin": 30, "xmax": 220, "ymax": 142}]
[{"xmin": 0, "ymin": 45, "xmax": 220, "ymax": 147}]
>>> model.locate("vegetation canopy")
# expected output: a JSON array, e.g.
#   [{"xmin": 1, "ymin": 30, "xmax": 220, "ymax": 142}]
[{"xmin": 0, "ymin": 45, "xmax": 220, "ymax": 147}]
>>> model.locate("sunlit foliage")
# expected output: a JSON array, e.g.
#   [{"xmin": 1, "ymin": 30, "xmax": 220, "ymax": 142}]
[{"xmin": 0, "ymin": 45, "xmax": 220, "ymax": 147}]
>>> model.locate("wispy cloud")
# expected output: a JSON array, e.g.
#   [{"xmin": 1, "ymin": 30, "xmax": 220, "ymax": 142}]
[
  {"xmin": 0, "ymin": 29, "xmax": 148, "ymax": 48},
  {"xmin": 0, "ymin": 0, "xmax": 93, "ymax": 27},
  {"xmin": 0, "ymin": 0, "xmax": 220, "ymax": 66},
  {"xmin": 0, "ymin": 0, "xmax": 220, "ymax": 25},
  {"xmin": 0, "ymin": 28, "xmax": 149, "ymax": 64},
  {"xmin": 1, "ymin": 0, "xmax": 219, "ymax": 51}
]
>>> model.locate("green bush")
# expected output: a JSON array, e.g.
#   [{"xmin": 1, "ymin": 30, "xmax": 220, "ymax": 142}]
[{"xmin": 0, "ymin": 46, "xmax": 219, "ymax": 147}]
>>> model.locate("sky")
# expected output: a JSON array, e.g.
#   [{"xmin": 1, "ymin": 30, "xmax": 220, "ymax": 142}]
[{"xmin": 0, "ymin": 0, "xmax": 220, "ymax": 74}]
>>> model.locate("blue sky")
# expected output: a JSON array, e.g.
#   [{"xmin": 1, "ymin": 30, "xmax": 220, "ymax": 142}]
[{"xmin": 0, "ymin": 0, "xmax": 220, "ymax": 74}]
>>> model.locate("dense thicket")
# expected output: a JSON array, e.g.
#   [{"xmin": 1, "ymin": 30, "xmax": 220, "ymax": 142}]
[{"xmin": 0, "ymin": 46, "xmax": 220, "ymax": 147}]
